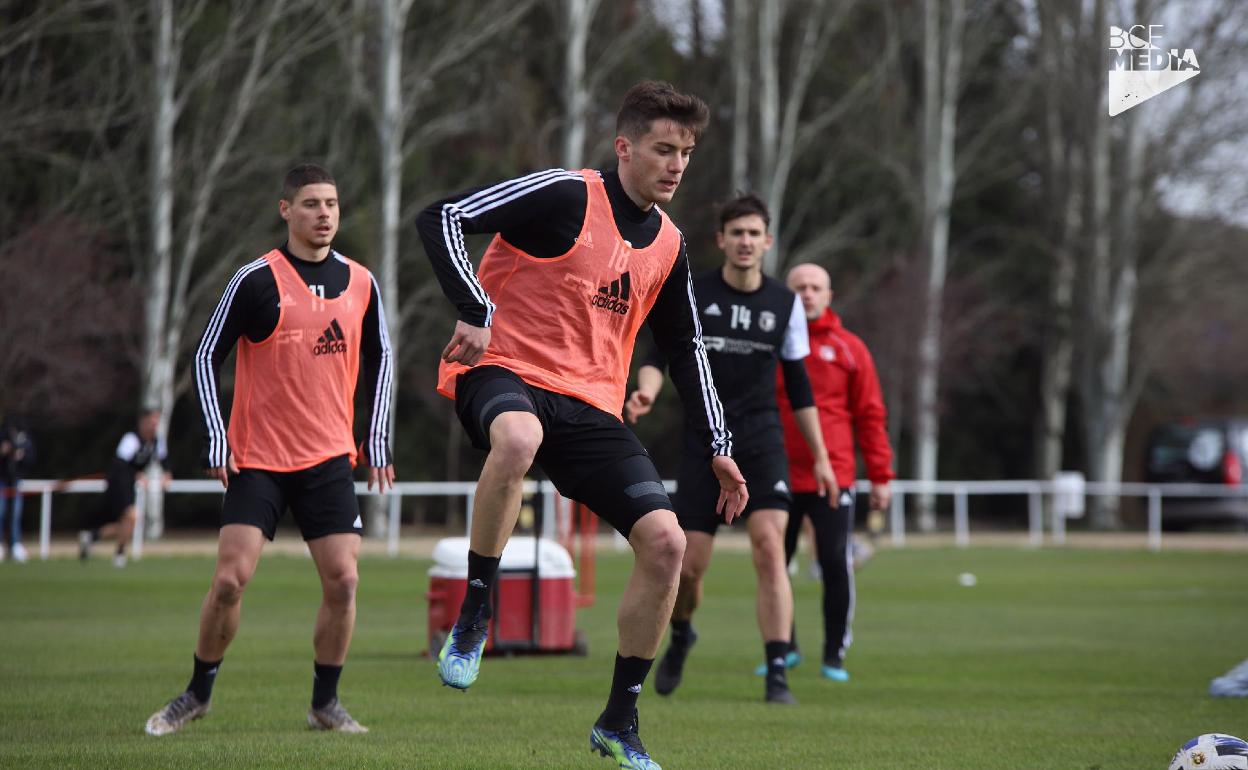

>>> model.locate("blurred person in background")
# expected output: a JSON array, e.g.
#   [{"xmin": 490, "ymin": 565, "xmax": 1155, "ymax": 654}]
[
  {"xmin": 0, "ymin": 414, "xmax": 36, "ymax": 563},
  {"xmin": 78, "ymin": 409, "xmax": 166, "ymax": 568},
  {"xmin": 777, "ymin": 263, "xmax": 894, "ymax": 683},
  {"xmin": 628, "ymin": 194, "xmax": 836, "ymax": 706}
]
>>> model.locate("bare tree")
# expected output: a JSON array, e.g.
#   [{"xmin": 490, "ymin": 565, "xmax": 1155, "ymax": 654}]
[
  {"xmin": 134, "ymin": 0, "xmax": 331, "ymax": 534},
  {"xmin": 322, "ymin": 0, "xmax": 534, "ymax": 525},
  {"xmin": 1075, "ymin": 0, "xmax": 1248, "ymax": 527},
  {"xmin": 560, "ymin": 0, "xmax": 602, "ymax": 168},
  {"xmin": 1033, "ymin": 0, "xmax": 1086, "ymax": 486},
  {"xmin": 367, "ymin": 0, "xmax": 413, "ymax": 534},
  {"xmin": 729, "ymin": 0, "xmax": 752, "ymax": 193},
  {"xmin": 552, "ymin": 0, "xmax": 656, "ymax": 168},
  {"xmin": 912, "ymin": 0, "xmax": 966, "ymax": 529},
  {"xmin": 754, "ymin": 0, "xmax": 867, "ymax": 273}
]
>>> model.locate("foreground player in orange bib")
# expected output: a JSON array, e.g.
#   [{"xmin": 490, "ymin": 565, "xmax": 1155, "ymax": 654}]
[
  {"xmin": 418, "ymin": 82, "xmax": 747, "ymax": 770},
  {"xmin": 145, "ymin": 165, "xmax": 394, "ymax": 736}
]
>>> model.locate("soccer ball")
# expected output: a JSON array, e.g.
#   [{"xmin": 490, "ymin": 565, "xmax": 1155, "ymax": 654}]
[{"xmin": 1168, "ymin": 734, "xmax": 1248, "ymax": 770}]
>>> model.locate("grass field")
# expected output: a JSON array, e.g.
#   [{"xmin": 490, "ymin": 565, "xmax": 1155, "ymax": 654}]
[{"xmin": 2, "ymin": 545, "xmax": 1247, "ymax": 769}]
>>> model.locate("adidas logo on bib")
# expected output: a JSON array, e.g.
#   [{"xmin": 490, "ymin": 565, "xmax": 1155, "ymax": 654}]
[
  {"xmin": 591, "ymin": 271, "xmax": 631, "ymax": 315},
  {"xmin": 313, "ymin": 319, "xmax": 348, "ymax": 356}
]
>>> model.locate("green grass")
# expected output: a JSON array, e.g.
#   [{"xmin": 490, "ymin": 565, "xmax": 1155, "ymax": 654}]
[{"xmin": 1, "ymin": 546, "xmax": 1246, "ymax": 769}]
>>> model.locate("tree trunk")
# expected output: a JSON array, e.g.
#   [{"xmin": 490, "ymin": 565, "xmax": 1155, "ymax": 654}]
[
  {"xmin": 141, "ymin": 0, "xmax": 176, "ymax": 538},
  {"xmin": 561, "ymin": 0, "xmax": 597, "ymax": 169},
  {"xmin": 1081, "ymin": 0, "xmax": 1135, "ymax": 530},
  {"xmin": 912, "ymin": 0, "xmax": 964, "ymax": 531},
  {"xmin": 1033, "ymin": 2, "xmax": 1081, "ymax": 484},
  {"xmin": 753, "ymin": 1, "xmax": 838, "ymax": 274},
  {"xmin": 140, "ymin": 0, "xmax": 288, "ymax": 537},
  {"xmin": 368, "ymin": 0, "xmax": 409, "ymax": 537},
  {"xmin": 756, "ymin": 0, "xmax": 779, "ymax": 203},
  {"xmin": 1034, "ymin": 201, "xmax": 1077, "ymax": 483},
  {"xmin": 1088, "ymin": 82, "xmax": 1143, "ymax": 529},
  {"xmin": 729, "ymin": 0, "xmax": 751, "ymax": 194}
]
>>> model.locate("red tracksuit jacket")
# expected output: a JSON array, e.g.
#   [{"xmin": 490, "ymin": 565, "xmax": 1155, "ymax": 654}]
[{"xmin": 777, "ymin": 309, "xmax": 894, "ymax": 493}]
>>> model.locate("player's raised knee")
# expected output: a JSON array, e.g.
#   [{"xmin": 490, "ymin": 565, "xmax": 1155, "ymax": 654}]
[
  {"xmin": 487, "ymin": 413, "xmax": 542, "ymax": 470},
  {"xmin": 638, "ymin": 517, "xmax": 686, "ymax": 573}
]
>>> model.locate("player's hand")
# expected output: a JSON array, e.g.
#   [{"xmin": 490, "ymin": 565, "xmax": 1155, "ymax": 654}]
[
  {"xmin": 624, "ymin": 389, "xmax": 655, "ymax": 424},
  {"xmin": 813, "ymin": 457, "xmax": 839, "ymax": 499},
  {"xmin": 442, "ymin": 320, "xmax": 490, "ymax": 366},
  {"xmin": 207, "ymin": 453, "xmax": 240, "ymax": 489},
  {"xmin": 369, "ymin": 464, "xmax": 396, "ymax": 493},
  {"xmin": 869, "ymin": 482, "xmax": 891, "ymax": 512},
  {"xmin": 711, "ymin": 455, "xmax": 748, "ymax": 525}
]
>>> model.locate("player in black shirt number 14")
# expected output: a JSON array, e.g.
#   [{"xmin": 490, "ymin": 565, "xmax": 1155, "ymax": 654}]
[{"xmin": 627, "ymin": 195, "xmax": 837, "ymax": 705}]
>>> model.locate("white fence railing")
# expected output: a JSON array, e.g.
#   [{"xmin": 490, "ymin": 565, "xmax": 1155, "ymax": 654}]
[{"xmin": 15, "ymin": 477, "xmax": 1248, "ymax": 561}]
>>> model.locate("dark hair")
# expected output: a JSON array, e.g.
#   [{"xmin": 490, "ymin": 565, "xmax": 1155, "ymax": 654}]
[
  {"xmin": 616, "ymin": 81, "xmax": 710, "ymax": 141},
  {"xmin": 718, "ymin": 193, "xmax": 771, "ymax": 231},
  {"xmin": 282, "ymin": 163, "xmax": 336, "ymax": 201}
]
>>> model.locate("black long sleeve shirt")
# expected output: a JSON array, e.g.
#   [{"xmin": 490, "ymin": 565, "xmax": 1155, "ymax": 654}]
[
  {"xmin": 643, "ymin": 269, "xmax": 815, "ymax": 449},
  {"xmin": 416, "ymin": 168, "xmax": 732, "ymax": 457},
  {"xmin": 193, "ymin": 244, "xmax": 393, "ymax": 468}
]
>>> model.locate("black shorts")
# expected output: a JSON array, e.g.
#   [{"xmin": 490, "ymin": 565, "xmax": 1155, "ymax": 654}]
[
  {"xmin": 454, "ymin": 366, "xmax": 672, "ymax": 538},
  {"xmin": 675, "ymin": 433, "xmax": 791, "ymax": 535},
  {"xmin": 220, "ymin": 455, "xmax": 362, "ymax": 541},
  {"xmin": 93, "ymin": 480, "xmax": 136, "ymax": 528}
]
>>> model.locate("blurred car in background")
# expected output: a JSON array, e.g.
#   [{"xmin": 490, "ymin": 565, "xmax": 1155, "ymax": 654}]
[{"xmin": 1145, "ymin": 419, "xmax": 1248, "ymax": 529}]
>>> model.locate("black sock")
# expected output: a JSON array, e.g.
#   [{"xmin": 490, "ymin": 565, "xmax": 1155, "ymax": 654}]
[
  {"xmin": 670, "ymin": 618, "xmax": 694, "ymax": 642},
  {"xmin": 765, "ymin": 640, "xmax": 789, "ymax": 679},
  {"xmin": 186, "ymin": 654, "xmax": 222, "ymax": 703},
  {"xmin": 599, "ymin": 654, "xmax": 653, "ymax": 730},
  {"xmin": 116, "ymin": 542, "xmax": 126, "ymax": 555},
  {"xmin": 458, "ymin": 550, "xmax": 500, "ymax": 625},
  {"xmin": 312, "ymin": 662, "xmax": 343, "ymax": 709}
]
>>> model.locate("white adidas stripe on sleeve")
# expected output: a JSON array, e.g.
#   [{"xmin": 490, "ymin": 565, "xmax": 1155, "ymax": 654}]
[
  {"xmin": 683, "ymin": 268, "xmax": 732, "ymax": 456},
  {"xmin": 194, "ymin": 257, "xmax": 268, "ymax": 468},
  {"xmin": 367, "ymin": 273, "xmax": 394, "ymax": 467},
  {"xmin": 438, "ymin": 169, "xmax": 584, "ymax": 327}
]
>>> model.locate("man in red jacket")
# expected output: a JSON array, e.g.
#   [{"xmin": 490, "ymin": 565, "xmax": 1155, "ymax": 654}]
[{"xmin": 777, "ymin": 263, "xmax": 894, "ymax": 682}]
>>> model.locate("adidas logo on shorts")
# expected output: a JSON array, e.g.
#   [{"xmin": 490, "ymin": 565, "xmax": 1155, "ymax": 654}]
[{"xmin": 313, "ymin": 319, "xmax": 348, "ymax": 356}]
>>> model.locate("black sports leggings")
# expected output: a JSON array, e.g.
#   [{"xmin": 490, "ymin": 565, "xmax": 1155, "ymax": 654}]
[{"xmin": 783, "ymin": 490, "xmax": 855, "ymax": 667}]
